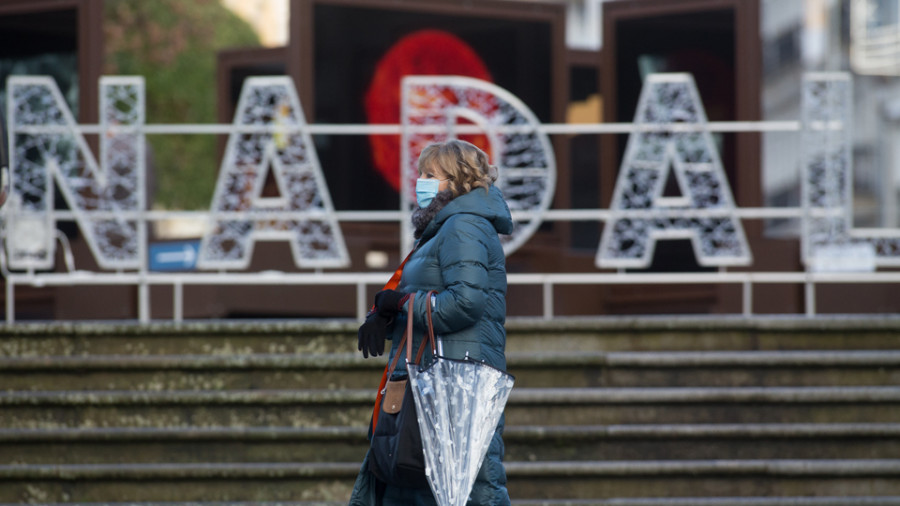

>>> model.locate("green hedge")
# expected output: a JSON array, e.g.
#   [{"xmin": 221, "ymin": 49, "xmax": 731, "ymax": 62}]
[{"xmin": 104, "ymin": 0, "xmax": 261, "ymax": 210}]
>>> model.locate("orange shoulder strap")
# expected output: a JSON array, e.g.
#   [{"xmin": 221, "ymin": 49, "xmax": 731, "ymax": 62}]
[
  {"xmin": 370, "ymin": 248, "xmax": 416, "ymax": 433},
  {"xmin": 368, "ymin": 248, "xmax": 414, "ymax": 315}
]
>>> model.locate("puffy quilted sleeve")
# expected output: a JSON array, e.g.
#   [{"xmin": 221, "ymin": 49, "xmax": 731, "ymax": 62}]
[{"xmin": 413, "ymin": 214, "xmax": 491, "ymax": 334}]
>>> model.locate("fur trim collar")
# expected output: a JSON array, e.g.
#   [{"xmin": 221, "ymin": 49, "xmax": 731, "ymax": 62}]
[{"xmin": 412, "ymin": 190, "xmax": 454, "ymax": 239}]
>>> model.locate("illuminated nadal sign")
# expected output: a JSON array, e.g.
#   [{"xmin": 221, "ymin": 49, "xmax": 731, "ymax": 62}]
[
  {"xmin": 400, "ymin": 76, "xmax": 556, "ymax": 255},
  {"xmin": 801, "ymin": 73, "xmax": 900, "ymax": 268},
  {"xmin": 6, "ymin": 77, "xmax": 144, "ymax": 270},
  {"xmin": 598, "ymin": 74, "xmax": 750, "ymax": 268},
  {"xmin": 197, "ymin": 78, "xmax": 348, "ymax": 270},
  {"xmin": 3, "ymin": 72, "xmax": 900, "ymax": 273}
]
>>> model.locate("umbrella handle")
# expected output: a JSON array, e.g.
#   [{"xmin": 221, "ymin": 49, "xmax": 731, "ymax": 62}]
[
  {"xmin": 405, "ymin": 290, "xmax": 439, "ymax": 367},
  {"xmin": 429, "ymin": 291, "xmax": 444, "ymax": 355},
  {"xmin": 420, "ymin": 290, "xmax": 439, "ymax": 359},
  {"xmin": 404, "ymin": 293, "xmax": 416, "ymax": 364}
]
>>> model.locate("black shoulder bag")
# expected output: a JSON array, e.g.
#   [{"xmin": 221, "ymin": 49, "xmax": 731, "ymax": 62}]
[{"xmin": 368, "ymin": 292, "xmax": 436, "ymax": 488}]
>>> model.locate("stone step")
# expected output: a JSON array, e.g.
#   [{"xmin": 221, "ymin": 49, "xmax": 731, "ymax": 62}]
[
  {"xmin": 505, "ymin": 317, "xmax": 900, "ymax": 353},
  {"xmin": 3, "ymin": 423, "xmax": 899, "ymax": 465},
  {"xmin": 4, "ymin": 500, "xmax": 900, "ymax": 506},
  {"xmin": 506, "ymin": 422, "xmax": 900, "ymax": 461},
  {"xmin": 0, "ymin": 322, "xmax": 357, "ymax": 358},
  {"xmin": 4, "ymin": 318, "xmax": 900, "ymax": 359},
  {"xmin": 0, "ymin": 503, "xmax": 347, "ymax": 506},
  {"xmin": 2, "ymin": 387, "xmax": 899, "ymax": 428},
  {"xmin": 513, "ymin": 350, "xmax": 900, "ymax": 387},
  {"xmin": 3, "ymin": 319, "xmax": 900, "ymax": 504},
  {"xmin": 0, "ymin": 503, "xmax": 346, "ymax": 506},
  {"xmin": 510, "ymin": 499, "xmax": 900, "ymax": 506},
  {"xmin": 3, "ymin": 500, "xmax": 900, "ymax": 506},
  {"xmin": 0, "ymin": 426, "xmax": 369, "ymax": 465},
  {"xmin": 3, "ymin": 350, "xmax": 899, "ymax": 390},
  {"xmin": 1, "ymin": 499, "xmax": 897, "ymax": 506},
  {"xmin": 0, "ymin": 353, "xmax": 380, "ymax": 391},
  {"xmin": 2, "ymin": 460, "xmax": 899, "ymax": 502},
  {"xmin": 507, "ymin": 459, "xmax": 900, "ymax": 498}
]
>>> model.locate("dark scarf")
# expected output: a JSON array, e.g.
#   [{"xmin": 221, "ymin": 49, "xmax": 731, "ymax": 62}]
[{"xmin": 412, "ymin": 190, "xmax": 454, "ymax": 239}]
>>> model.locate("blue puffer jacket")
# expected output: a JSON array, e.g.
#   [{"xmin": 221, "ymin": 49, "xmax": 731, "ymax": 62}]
[{"xmin": 349, "ymin": 184, "xmax": 514, "ymax": 506}]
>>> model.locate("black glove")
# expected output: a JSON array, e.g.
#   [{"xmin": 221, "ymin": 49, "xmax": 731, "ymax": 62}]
[
  {"xmin": 374, "ymin": 289, "xmax": 407, "ymax": 317},
  {"xmin": 358, "ymin": 311, "xmax": 391, "ymax": 358}
]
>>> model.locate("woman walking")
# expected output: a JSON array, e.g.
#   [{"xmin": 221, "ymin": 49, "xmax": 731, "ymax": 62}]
[{"xmin": 351, "ymin": 139, "xmax": 513, "ymax": 506}]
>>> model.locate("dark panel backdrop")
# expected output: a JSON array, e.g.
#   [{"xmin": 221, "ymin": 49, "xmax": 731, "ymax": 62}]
[{"xmin": 306, "ymin": 2, "xmax": 554, "ymax": 211}]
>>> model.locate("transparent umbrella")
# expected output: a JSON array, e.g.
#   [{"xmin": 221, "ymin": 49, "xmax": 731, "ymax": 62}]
[{"xmin": 408, "ymin": 351, "xmax": 515, "ymax": 506}]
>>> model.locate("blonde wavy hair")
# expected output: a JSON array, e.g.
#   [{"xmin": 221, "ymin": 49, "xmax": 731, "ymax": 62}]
[{"xmin": 417, "ymin": 140, "xmax": 498, "ymax": 198}]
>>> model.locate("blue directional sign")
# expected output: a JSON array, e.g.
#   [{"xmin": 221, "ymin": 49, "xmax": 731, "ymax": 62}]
[{"xmin": 149, "ymin": 240, "xmax": 200, "ymax": 271}]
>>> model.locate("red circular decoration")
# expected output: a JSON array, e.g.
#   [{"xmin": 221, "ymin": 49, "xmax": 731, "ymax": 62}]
[{"xmin": 364, "ymin": 29, "xmax": 493, "ymax": 191}]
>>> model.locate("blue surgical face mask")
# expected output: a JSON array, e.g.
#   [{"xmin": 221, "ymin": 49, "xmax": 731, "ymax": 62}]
[{"xmin": 415, "ymin": 178, "xmax": 441, "ymax": 208}]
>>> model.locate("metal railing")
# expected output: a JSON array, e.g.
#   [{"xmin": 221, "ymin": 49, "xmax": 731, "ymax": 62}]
[
  {"xmin": 1, "ymin": 116, "xmax": 895, "ymax": 322},
  {"xmin": 2, "ymin": 75, "xmax": 898, "ymax": 322},
  {"xmin": 4, "ymin": 211, "xmax": 900, "ymax": 323}
]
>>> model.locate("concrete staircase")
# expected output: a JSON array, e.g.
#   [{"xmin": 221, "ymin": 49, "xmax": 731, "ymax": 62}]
[{"xmin": 2, "ymin": 317, "xmax": 900, "ymax": 505}]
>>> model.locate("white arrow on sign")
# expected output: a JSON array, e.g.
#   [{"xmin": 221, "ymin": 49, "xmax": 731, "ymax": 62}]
[{"xmin": 156, "ymin": 244, "xmax": 197, "ymax": 266}]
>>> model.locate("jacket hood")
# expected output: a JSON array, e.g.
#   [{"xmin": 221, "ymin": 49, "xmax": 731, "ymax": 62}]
[{"xmin": 419, "ymin": 185, "xmax": 513, "ymax": 242}]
